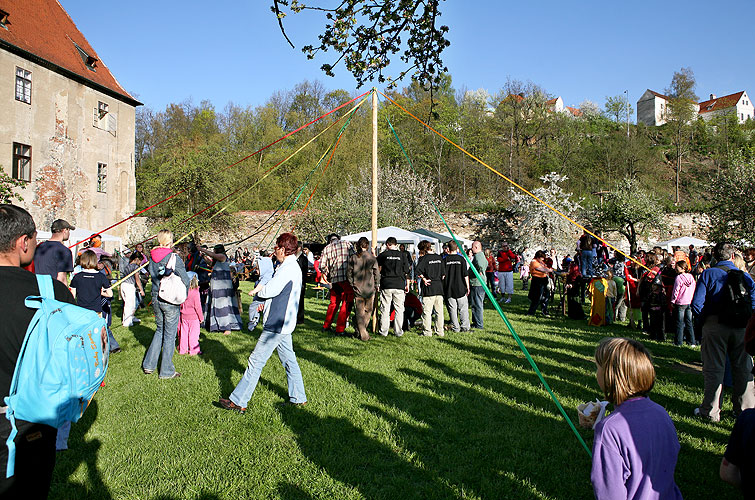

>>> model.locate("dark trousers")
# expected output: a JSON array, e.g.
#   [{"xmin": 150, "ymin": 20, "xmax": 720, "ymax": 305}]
[
  {"xmin": 323, "ymin": 281, "xmax": 354, "ymax": 333},
  {"xmin": 297, "ymin": 284, "xmax": 306, "ymax": 324},
  {"xmin": 527, "ymin": 277, "xmax": 549, "ymax": 315},
  {"xmin": 0, "ymin": 418, "xmax": 56, "ymax": 499},
  {"xmin": 649, "ymin": 309, "xmax": 664, "ymax": 341}
]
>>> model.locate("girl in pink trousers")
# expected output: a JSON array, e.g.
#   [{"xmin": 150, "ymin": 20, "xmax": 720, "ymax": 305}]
[{"xmin": 178, "ymin": 273, "xmax": 204, "ymax": 355}]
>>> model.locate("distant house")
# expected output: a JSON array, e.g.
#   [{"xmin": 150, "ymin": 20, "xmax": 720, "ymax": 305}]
[
  {"xmin": 547, "ymin": 96, "xmax": 583, "ymax": 117},
  {"xmin": 637, "ymin": 90, "xmax": 672, "ymax": 126},
  {"xmin": 0, "ymin": 0, "xmax": 141, "ymax": 238},
  {"xmin": 637, "ymin": 89, "xmax": 752, "ymax": 126},
  {"xmin": 697, "ymin": 92, "xmax": 754, "ymax": 123}
]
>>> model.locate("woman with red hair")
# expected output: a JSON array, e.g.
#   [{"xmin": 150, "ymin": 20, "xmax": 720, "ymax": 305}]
[{"xmin": 218, "ymin": 232, "xmax": 307, "ymax": 413}]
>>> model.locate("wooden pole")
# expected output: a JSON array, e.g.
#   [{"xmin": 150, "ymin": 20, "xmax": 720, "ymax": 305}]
[
  {"xmin": 371, "ymin": 89, "xmax": 378, "ymax": 252},
  {"xmin": 371, "ymin": 89, "xmax": 379, "ymax": 333}
]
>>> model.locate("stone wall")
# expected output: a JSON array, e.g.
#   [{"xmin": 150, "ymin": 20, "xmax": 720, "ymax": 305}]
[{"xmin": 127, "ymin": 211, "xmax": 712, "ymax": 253}]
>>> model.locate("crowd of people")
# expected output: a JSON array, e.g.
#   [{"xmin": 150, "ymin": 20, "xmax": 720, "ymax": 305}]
[{"xmin": 1, "ymin": 201, "xmax": 754, "ymax": 499}]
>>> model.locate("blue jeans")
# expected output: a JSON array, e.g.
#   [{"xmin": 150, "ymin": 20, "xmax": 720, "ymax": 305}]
[
  {"xmin": 580, "ymin": 249, "xmax": 595, "ymax": 277},
  {"xmin": 143, "ymin": 299, "xmax": 180, "ymax": 377},
  {"xmin": 470, "ymin": 286, "xmax": 485, "ymax": 328},
  {"xmin": 674, "ymin": 304, "xmax": 695, "ymax": 346},
  {"xmin": 248, "ymin": 298, "xmax": 265, "ymax": 331},
  {"xmin": 229, "ymin": 330, "xmax": 307, "ymax": 407}
]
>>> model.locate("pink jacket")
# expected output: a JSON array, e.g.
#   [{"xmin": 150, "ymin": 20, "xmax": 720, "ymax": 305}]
[
  {"xmin": 670, "ymin": 272, "xmax": 696, "ymax": 306},
  {"xmin": 180, "ymin": 287, "xmax": 204, "ymax": 322}
]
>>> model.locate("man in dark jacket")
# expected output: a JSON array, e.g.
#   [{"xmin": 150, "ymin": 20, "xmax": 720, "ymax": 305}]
[
  {"xmin": 691, "ymin": 242, "xmax": 755, "ymax": 422},
  {"xmin": 377, "ymin": 237, "xmax": 410, "ymax": 337}
]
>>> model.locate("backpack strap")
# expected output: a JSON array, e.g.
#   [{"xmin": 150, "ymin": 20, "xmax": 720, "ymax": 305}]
[
  {"xmin": 4, "ymin": 279, "xmax": 49, "ymax": 478},
  {"xmin": 35, "ymin": 274, "xmax": 55, "ymax": 300}
]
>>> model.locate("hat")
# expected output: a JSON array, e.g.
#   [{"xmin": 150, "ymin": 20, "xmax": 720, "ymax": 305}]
[{"xmin": 51, "ymin": 219, "xmax": 75, "ymax": 232}]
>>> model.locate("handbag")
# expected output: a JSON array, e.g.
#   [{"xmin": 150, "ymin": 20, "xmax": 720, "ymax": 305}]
[{"xmin": 157, "ymin": 254, "xmax": 188, "ymax": 305}]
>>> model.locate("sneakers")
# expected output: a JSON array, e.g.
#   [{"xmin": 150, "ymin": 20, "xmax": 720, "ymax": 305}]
[
  {"xmin": 693, "ymin": 407, "xmax": 719, "ymax": 422},
  {"xmin": 219, "ymin": 398, "xmax": 246, "ymax": 414},
  {"xmin": 159, "ymin": 372, "xmax": 182, "ymax": 380},
  {"xmin": 504, "ymin": 297, "xmax": 511, "ymax": 304}
]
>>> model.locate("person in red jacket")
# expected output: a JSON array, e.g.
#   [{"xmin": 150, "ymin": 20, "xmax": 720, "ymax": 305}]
[{"xmin": 496, "ymin": 241, "xmax": 518, "ymax": 304}]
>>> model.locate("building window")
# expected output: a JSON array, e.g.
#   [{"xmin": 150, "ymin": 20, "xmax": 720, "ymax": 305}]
[
  {"xmin": 15, "ymin": 67, "xmax": 31, "ymax": 104},
  {"xmin": 12, "ymin": 143, "xmax": 31, "ymax": 181},
  {"xmin": 0, "ymin": 9, "xmax": 9, "ymax": 28},
  {"xmin": 73, "ymin": 42, "xmax": 97, "ymax": 71},
  {"xmin": 98, "ymin": 101, "xmax": 109, "ymax": 118},
  {"xmin": 97, "ymin": 163, "xmax": 107, "ymax": 193}
]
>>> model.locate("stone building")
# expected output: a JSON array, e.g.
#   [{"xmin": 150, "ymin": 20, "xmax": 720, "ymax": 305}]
[
  {"xmin": 637, "ymin": 88, "xmax": 753, "ymax": 127},
  {"xmin": 0, "ymin": 0, "xmax": 140, "ymax": 238}
]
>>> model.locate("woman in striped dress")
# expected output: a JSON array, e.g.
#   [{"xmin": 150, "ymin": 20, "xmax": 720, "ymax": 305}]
[{"xmin": 200, "ymin": 244, "xmax": 242, "ymax": 335}]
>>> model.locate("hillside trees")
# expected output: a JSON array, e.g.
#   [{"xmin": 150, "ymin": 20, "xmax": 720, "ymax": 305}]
[
  {"xmin": 708, "ymin": 153, "xmax": 755, "ymax": 244},
  {"xmin": 664, "ymin": 67, "xmax": 698, "ymax": 206},
  {"xmin": 587, "ymin": 178, "xmax": 666, "ymax": 254}
]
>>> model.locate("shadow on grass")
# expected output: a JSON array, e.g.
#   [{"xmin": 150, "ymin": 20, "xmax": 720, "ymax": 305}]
[
  {"xmin": 276, "ymin": 482, "xmax": 319, "ymax": 500},
  {"xmin": 150, "ymin": 494, "xmax": 220, "ymax": 500},
  {"xmin": 201, "ymin": 336, "xmax": 248, "ymax": 396},
  {"xmin": 292, "ymin": 348, "xmax": 593, "ymax": 499},
  {"xmin": 49, "ymin": 400, "xmax": 111, "ymax": 499}
]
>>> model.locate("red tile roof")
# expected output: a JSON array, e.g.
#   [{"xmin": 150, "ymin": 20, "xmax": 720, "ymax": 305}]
[
  {"xmin": 698, "ymin": 91, "xmax": 745, "ymax": 114},
  {"xmin": 645, "ymin": 89, "xmax": 670, "ymax": 100},
  {"xmin": 0, "ymin": 0, "xmax": 139, "ymax": 105},
  {"xmin": 565, "ymin": 106, "xmax": 583, "ymax": 117},
  {"xmin": 546, "ymin": 97, "xmax": 558, "ymax": 105}
]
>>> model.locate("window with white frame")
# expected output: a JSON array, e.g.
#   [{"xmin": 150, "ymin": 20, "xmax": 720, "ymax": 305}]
[
  {"xmin": 12, "ymin": 143, "xmax": 31, "ymax": 181},
  {"xmin": 97, "ymin": 162, "xmax": 107, "ymax": 193},
  {"xmin": 15, "ymin": 68, "xmax": 31, "ymax": 104}
]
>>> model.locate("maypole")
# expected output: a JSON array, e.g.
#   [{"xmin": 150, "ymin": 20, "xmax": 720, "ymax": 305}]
[{"xmin": 371, "ymin": 88, "xmax": 378, "ymax": 252}]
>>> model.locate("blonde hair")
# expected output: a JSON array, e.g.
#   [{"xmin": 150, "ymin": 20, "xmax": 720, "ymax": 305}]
[
  {"xmin": 595, "ymin": 337, "xmax": 655, "ymax": 405},
  {"xmin": 157, "ymin": 229, "xmax": 173, "ymax": 247},
  {"xmin": 80, "ymin": 249, "xmax": 98, "ymax": 270},
  {"xmin": 732, "ymin": 253, "xmax": 746, "ymax": 272},
  {"xmin": 189, "ymin": 275, "xmax": 199, "ymax": 289}
]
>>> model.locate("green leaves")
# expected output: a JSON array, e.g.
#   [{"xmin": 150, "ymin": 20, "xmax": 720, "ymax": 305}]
[
  {"xmin": 272, "ymin": 0, "xmax": 451, "ymax": 94},
  {"xmin": 0, "ymin": 168, "xmax": 24, "ymax": 203}
]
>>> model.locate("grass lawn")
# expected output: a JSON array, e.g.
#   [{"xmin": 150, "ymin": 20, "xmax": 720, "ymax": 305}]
[{"xmin": 49, "ymin": 279, "xmax": 741, "ymax": 500}]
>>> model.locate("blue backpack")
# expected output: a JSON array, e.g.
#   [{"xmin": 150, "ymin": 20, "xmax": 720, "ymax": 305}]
[{"xmin": 3, "ymin": 274, "xmax": 109, "ymax": 478}]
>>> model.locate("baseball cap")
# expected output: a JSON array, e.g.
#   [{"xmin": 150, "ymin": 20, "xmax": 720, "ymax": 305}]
[{"xmin": 51, "ymin": 219, "xmax": 75, "ymax": 232}]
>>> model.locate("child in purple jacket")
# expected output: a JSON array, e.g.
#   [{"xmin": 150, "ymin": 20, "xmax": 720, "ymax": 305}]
[{"xmin": 591, "ymin": 337, "xmax": 683, "ymax": 500}]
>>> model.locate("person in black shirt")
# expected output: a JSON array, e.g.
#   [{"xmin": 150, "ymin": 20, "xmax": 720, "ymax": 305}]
[
  {"xmin": 415, "ymin": 240, "xmax": 445, "ymax": 337},
  {"xmin": 69, "ymin": 250, "xmax": 113, "ymax": 313},
  {"xmin": 377, "ymin": 237, "xmax": 410, "ymax": 337},
  {"xmin": 443, "ymin": 241, "xmax": 470, "ymax": 332},
  {"xmin": 296, "ymin": 244, "xmax": 309, "ymax": 324},
  {"xmin": 0, "ymin": 205, "xmax": 75, "ymax": 498},
  {"xmin": 33, "ymin": 218, "xmax": 74, "ymax": 284}
]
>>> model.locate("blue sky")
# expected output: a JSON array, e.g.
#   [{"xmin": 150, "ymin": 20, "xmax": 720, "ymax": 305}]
[{"xmin": 61, "ymin": 0, "xmax": 754, "ymax": 119}]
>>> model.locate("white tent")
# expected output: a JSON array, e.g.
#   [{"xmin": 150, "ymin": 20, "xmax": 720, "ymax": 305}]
[
  {"xmin": 654, "ymin": 236, "xmax": 709, "ymax": 252},
  {"xmin": 439, "ymin": 231, "xmax": 474, "ymax": 250},
  {"xmin": 342, "ymin": 226, "xmax": 438, "ymax": 251},
  {"xmin": 37, "ymin": 227, "xmax": 123, "ymax": 253}
]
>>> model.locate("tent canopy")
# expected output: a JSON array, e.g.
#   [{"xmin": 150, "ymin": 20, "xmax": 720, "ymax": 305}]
[
  {"xmin": 342, "ymin": 226, "xmax": 438, "ymax": 249},
  {"xmin": 37, "ymin": 228, "xmax": 123, "ymax": 253},
  {"xmin": 413, "ymin": 228, "xmax": 452, "ymax": 243},
  {"xmin": 654, "ymin": 236, "xmax": 709, "ymax": 252}
]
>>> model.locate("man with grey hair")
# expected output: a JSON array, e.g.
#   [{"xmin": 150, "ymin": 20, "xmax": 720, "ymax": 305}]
[
  {"xmin": 691, "ymin": 242, "xmax": 755, "ymax": 422},
  {"xmin": 469, "ymin": 240, "xmax": 488, "ymax": 330}
]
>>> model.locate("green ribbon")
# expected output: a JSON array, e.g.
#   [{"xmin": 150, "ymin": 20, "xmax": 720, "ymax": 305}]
[{"xmin": 385, "ymin": 116, "xmax": 592, "ymax": 457}]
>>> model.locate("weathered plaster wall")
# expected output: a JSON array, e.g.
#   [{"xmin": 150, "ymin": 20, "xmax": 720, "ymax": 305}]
[{"xmin": 0, "ymin": 49, "xmax": 136, "ymax": 238}]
